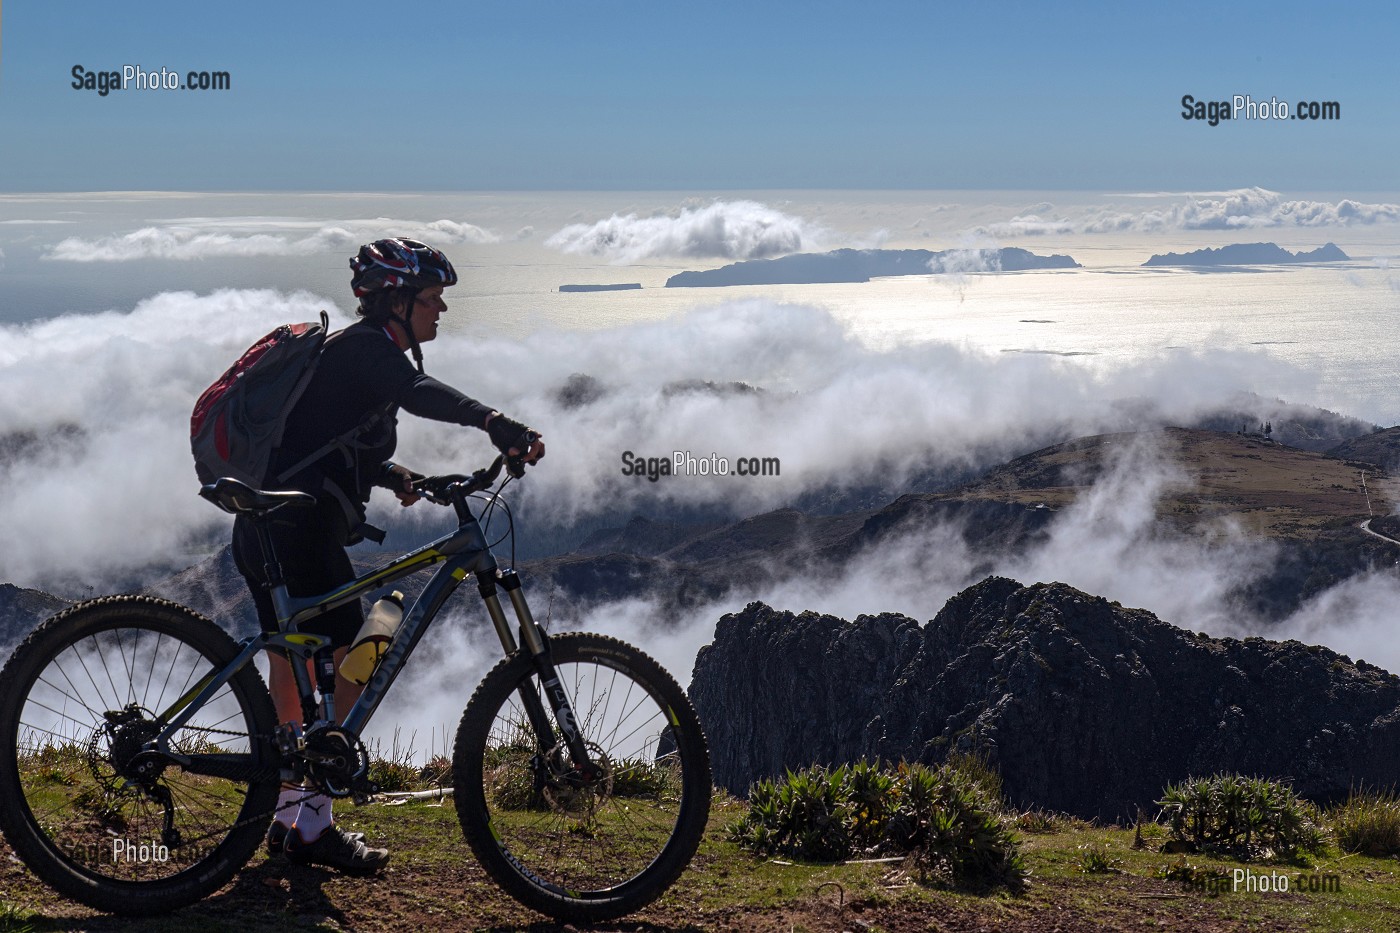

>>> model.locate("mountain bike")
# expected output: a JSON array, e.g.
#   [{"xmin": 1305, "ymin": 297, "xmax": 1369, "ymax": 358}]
[{"xmin": 0, "ymin": 456, "xmax": 711, "ymax": 922}]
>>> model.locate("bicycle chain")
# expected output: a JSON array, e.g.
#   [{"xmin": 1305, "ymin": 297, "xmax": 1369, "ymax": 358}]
[{"xmin": 116, "ymin": 724, "xmax": 320, "ymax": 853}]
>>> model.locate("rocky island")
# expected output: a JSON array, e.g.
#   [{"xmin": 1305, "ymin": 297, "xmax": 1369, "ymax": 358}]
[
  {"xmin": 1143, "ymin": 242, "xmax": 1350, "ymax": 266},
  {"xmin": 665, "ymin": 247, "xmax": 1080, "ymax": 287},
  {"xmin": 558, "ymin": 283, "xmax": 642, "ymax": 292}
]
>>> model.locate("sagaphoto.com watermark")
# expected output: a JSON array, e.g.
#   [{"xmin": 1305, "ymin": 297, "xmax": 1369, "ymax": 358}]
[
  {"xmin": 1180, "ymin": 93, "xmax": 1340, "ymax": 126},
  {"xmin": 1174, "ymin": 864, "xmax": 1343, "ymax": 897},
  {"xmin": 620, "ymin": 450, "xmax": 781, "ymax": 482},
  {"xmin": 72, "ymin": 64, "xmax": 231, "ymax": 97}
]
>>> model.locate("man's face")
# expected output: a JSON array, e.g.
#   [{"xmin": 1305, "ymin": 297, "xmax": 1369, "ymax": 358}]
[{"xmin": 409, "ymin": 286, "xmax": 447, "ymax": 342}]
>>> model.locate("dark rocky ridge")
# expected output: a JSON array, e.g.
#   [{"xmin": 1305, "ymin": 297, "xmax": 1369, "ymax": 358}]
[
  {"xmin": 0, "ymin": 584, "xmax": 70, "ymax": 651},
  {"xmin": 689, "ymin": 577, "xmax": 1400, "ymax": 822}
]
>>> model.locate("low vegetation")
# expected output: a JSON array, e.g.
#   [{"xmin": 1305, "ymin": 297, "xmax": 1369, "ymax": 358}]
[
  {"xmin": 1156, "ymin": 773, "xmax": 1327, "ymax": 860},
  {"xmin": 8, "ymin": 755, "xmax": 1400, "ymax": 931},
  {"xmin": 728, "ymin": 758, "xmax": 1026, "ymax": 888},
  {"xmin": 1330, "ymin": 787, "xmax": 1400, "ymax": 857}
]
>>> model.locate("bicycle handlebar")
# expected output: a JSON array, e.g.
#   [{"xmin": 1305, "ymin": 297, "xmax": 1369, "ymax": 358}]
[{"xmin": 413, "ymin": 430, "xmax": 541, "ymax": 510}]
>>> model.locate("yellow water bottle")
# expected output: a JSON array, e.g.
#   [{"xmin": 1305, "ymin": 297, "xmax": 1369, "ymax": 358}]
[{"xmin": 339, "ymin": 591, "xmax": 404, "ymax": 685}]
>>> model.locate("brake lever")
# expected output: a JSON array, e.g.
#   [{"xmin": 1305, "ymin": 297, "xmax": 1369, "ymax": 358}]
[
  {"xmin": 417, "ymin": 453, "xmax": 514, "ymax": 506},
  {"xmin": 416, "ymin": 473, "xmax": 470, "ymax": 506}
]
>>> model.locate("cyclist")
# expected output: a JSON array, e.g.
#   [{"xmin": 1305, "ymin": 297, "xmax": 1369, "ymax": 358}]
[{"xmin": 230, "ymin": 237, "xmax": 545, "ymax": 873}]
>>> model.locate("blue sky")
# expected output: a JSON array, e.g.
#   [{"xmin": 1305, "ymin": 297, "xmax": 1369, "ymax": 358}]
[{"xmin": 1, "ymin": 1, "xmax": 1396, "ymax": 191}]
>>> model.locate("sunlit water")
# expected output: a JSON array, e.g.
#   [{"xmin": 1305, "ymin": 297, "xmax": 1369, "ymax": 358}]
[{"xmin": 4, "ymin": 190, "xmax": 1397, "ymax": 418}]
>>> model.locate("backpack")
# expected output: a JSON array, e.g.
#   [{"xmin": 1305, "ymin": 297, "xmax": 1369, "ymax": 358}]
[{"xmin": 191, "ymin": 312, "xmax": 385, "ymax": 490}]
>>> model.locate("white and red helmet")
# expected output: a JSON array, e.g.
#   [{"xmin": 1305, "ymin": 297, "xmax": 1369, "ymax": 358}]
[{"xmin": 349, "ymin": 238, "xmax": 458, "ymax": 297}]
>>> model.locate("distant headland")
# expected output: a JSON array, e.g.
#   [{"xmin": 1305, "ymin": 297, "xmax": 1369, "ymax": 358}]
[
  {"xmin": 665, "ymin": 247, "xmax": 1080, "ymax": 287},
  {"xmin": 1143, "ymin": 242, "xmax": 1350, "ymax": 267}
]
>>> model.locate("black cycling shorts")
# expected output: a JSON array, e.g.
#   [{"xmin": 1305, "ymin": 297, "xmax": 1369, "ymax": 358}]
[{"xmin": 230, "ymin": 495, "xmax": 363, "ymax": 647}]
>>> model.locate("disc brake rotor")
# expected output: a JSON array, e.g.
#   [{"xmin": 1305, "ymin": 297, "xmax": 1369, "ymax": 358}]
[{"xmin": 540, "ymin": 742, "xmax": 614, "ymax": 818}]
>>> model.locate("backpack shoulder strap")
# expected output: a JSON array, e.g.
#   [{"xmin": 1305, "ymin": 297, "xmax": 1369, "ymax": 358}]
[{"xmin": 271, "ymin": 398, "xmax": 396, "ymax": 485}]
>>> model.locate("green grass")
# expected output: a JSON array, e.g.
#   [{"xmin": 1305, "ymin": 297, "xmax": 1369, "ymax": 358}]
[
  {"xmin": 1331, "ymin": 788, "xmax": 1400, "ymax": 857},
  {"xmin": 6, "ymin": 787, "xmax": 1400, "ymax": 931}
]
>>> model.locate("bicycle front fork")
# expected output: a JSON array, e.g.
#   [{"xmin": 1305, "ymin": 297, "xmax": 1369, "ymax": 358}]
[{"xmin": 477, "ymin": 569, "xmax": 597, "ymax": 774}]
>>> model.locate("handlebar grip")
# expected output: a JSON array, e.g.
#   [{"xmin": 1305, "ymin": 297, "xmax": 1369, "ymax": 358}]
[{"xmin": 505, "ymin": 431, "xmax": 541, "ymax": 478}]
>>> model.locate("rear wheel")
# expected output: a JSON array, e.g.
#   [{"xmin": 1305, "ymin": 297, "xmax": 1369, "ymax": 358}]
[
  {"xmin": 0, "ymin": 596, "xmax": 280, "ymax": 914},
  {"xmin": 454, "ymin": 633, "xmax": 711, "ymax": 923}
]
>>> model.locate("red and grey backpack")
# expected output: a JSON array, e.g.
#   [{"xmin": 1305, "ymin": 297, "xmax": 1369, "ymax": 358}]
[{"xmin": 190, "ymin": 312, "xmax": 380, "ymax": 490}]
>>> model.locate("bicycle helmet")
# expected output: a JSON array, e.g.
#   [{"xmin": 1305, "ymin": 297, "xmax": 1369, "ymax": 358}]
[
  {"xmin": 350, "ymin": 237, "xmax": 457, "ymax": 373},
  {"xmin": 349, "ymin": 238, "xmax": 458, "ymax": 297}
]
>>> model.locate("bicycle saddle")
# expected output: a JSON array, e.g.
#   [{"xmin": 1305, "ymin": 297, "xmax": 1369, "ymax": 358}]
[{"xmin": 199, "ymin": 478, "xmax": 317, "ymax": 516}]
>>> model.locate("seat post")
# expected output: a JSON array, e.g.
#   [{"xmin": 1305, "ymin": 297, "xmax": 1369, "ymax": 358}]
[{"xmin": 250, "ymin": 513, "xmax": 288, "ymax": 591}]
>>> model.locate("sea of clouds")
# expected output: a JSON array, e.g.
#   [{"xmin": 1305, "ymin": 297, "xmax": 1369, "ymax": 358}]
[
  {"xmin": 28, "ymin": 189, "xmax": 1400, "ymax": 271},
  {"xmin": 0, "ymin": 287, "xmax": 1334, "ymax": 588},
  {"xmin": 3, "ymin": 286, "xmax": 1398, "ymax": 754},
  {"xmin": 43, "ymin": 217, "xmax": 500, "ymax": 262},
  {"xmin": 972, "ymin": 188, "xmax": 1400, "ymax": 238}
]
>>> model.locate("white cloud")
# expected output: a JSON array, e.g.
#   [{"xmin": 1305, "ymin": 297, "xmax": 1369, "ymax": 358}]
[
  {"xmin": 968, "ymin": 188, "xmax": 1400, "ymax": 238},
  {"xmin": 973, "ymin": 216, "xmax": 1077, "ymax": 237},
  {"xmin": 544, "ymin": 200, "xmax": 829, "ymax": 262},
  {"xmin": 0, "ymin": 291, "xmax": 1332, "ymax": 596},
  {"xmin": 0, "ymin": 289, "xmax": 345, "ymax": 588},
  {"xmin": 43, "ymin": 217, "xmax": 499, "ymax": 262},
  {"xmin": 1101, "ymin": 188, "xmax": 1400, "ymax": 232}
]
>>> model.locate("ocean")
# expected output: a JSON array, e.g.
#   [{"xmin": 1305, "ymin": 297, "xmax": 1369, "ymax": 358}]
[{"xmin": 4, "ymin": 189, "xmax": 1396, "ymax": 418}]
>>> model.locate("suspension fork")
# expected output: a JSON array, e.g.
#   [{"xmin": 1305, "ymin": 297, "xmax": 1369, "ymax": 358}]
[{"xmin": 478, "ymin": 570, "xmax": 597, "ymax": 772}]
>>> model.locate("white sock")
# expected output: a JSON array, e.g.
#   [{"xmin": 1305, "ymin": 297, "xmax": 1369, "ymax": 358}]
[
  {"xmin": 275, "ymin": 786, "xmax": 304, "ymax": 828},
  {"xmin": 292, "ymin": 793, "xmax": 333, "ymax": 842}
]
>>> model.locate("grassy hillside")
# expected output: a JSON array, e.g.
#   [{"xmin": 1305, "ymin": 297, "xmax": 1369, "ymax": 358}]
[
  {"xmin": 950, "ymin": 427, "xmax": 1394, "ymax": 537},
  {"xmin": 3, "ymin": 791, "xmax": 1400, "ymax": 932}
]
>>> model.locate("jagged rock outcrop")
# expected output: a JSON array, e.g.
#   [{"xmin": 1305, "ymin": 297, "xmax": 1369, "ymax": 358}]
[{"xmin": 690, "ymin": 577, "xmax": 1400, "ymax": 821}]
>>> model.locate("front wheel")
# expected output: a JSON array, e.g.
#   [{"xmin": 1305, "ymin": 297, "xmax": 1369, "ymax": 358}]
[{"xmin": 454, "ymin": 634, "xmax": 711, "ymax": 923}]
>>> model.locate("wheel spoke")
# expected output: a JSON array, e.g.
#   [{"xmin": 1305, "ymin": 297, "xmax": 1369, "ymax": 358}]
[{"xmin": 457, "ymin": 634, "xmax": 710, "ymax": 921}]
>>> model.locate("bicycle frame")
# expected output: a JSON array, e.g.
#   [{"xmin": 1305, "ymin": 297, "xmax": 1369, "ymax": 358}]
[{"xmin": 152, "ymin": 488, "xmax": 578, "ymax": 786}]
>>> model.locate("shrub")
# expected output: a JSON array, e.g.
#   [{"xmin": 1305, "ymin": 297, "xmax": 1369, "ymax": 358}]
[
  {"xmin": 418, "ymin": 754, "xmax": 452, "ymax": 788},
  {"xmin": 730, "ymin": 759, "xmax": 1025, "ymax": 888},
  {"xmin": 609, "ymin": 755, "xmax": 683, "ymax": 801},
  {"xmin": 1156, "ymin": 773, "xmax": 1325, "ymax": 860},
  {"xmin": 944, "ymin": 748, "xmax": 1003, "ymax": 807},
  {"xmin": 1019, "ymin": 801, "xmax": 1092, "ymax": 829},
  {"xmin": 1330, "ymin": 788, "xmax": 1400, "ymax": 857},
  {"xmin": 1075, "ymin": 842, "xmax": 1121, "ymax": 874},
  {"xmin": 366, "ymin": 732, "xmax": 419, "ymax": 794}
]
